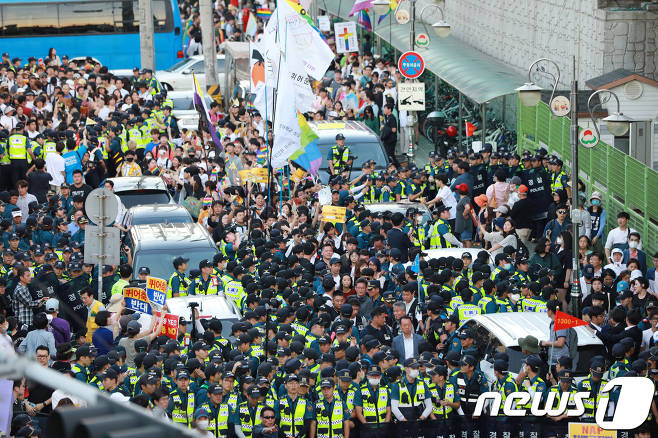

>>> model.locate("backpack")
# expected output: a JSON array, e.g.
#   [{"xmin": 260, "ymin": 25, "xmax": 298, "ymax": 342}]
[{"xmin": 515, "ymin": 235, "xmax": 529, "ymax": 259}]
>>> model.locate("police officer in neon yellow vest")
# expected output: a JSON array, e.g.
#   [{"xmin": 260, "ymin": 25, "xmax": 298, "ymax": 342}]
[
  {"xmin": 328, "ymin": 134, "xmax": 351, "ymax": 176},
  {"xmin": 168, "ymin": 256, "xmax": 191, "ymax": 298},
  {"xmin": 311, "ymin": 378, "xmax": 350, "ymax": 438},
  {"xmin": 390, "ymin": 358, "xmax": 432, "ymax": 437}
]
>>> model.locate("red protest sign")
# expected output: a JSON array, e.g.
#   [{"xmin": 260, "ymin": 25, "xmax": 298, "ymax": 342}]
[
  {"xmin": 156, "ymin": 312, "xmax": 180, "ymax": 339},
  {"xmin": 553, "ymin": 310, "xmax": 588, "ymax": 331}
]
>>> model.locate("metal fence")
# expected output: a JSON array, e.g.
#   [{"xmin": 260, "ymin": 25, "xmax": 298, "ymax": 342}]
[{"xmin": 517, "ymin": 98, "xmax": 658, "ymax": 256}]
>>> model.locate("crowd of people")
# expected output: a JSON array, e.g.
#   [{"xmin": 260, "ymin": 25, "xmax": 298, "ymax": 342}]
[{"xmin": 0, "ymin": 3, "xmax": 657, "ymax": 438}]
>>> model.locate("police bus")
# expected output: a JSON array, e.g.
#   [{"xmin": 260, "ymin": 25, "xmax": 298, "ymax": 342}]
[{"xmin": 0, "ymin": 0, "xmax": 183, "ymax": 69}]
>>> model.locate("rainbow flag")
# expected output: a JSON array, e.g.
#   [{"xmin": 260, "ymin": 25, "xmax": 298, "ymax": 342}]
[
  {"xmin": 358, "ymin": 9, "xmax": 372, "ymax": 31},
  {"xmin": 377, "ymin": 0, "xmax": 398, "ymax": 23},
  {"xmin": 290, "ymin": 113, "xmax": 322, "ymax": 175},
  {"xmin": 256, "ymin": 7, "xmax": 272, "ymax": 19},
  {"xmin": 286, "ymin": 0, "xmax": 315, "ymax": 28}
]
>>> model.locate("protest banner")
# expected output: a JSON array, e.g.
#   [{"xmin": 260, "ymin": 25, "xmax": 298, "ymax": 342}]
[
  {"xmin": 145, "ymin": 276, "xmax": 167, "ymax": 311},
  {"xmin": 321, "ymin": 205, "xmax": 347, "ymax": 223},
  {"xmin": 123, "ymin": 287, "xmax": 151, "ymax": 314},
  {"xmin": 155, "ymin": 312, "xmax": 180, "ymax": 339}
]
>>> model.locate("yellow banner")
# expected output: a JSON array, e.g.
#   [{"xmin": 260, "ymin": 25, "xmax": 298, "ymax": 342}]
[
  {"xmin": 291, "ymin": 168, "xmax": 306, "ymax": 182},
  {"xmin": 251, "ymin": 168, "xmax": 269, "ymax": 183},
  {"xmin": 239, "ymin": 169, "xmax": 253, "ymax": 183},
  {"xmin": 321, "ymin": 205, "xmax": 347, "ymax": 223},
  {"xmin": 568, "ymin": 423, "xmax": 616, "ymax": 438}
]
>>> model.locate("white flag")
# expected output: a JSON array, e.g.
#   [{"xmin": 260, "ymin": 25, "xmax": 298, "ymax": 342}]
[
  {"xmin": 272, "ymin": 67, "xmax": 301, "ymax": 169},
  {"xmin": 277, "ymin": 0, "xmax": 335, "ymax": 80}
]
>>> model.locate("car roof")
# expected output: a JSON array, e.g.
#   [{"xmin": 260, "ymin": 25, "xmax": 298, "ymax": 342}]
[
  {"xmin": 308, "ymin": 120, "xmax": 379, "ymax": 141},
  {"xmin": 130, "ymin": 223, "xmax": 215, "ymax": 251},
  {"xmin": 365, "ymin": 202, "xmax": 431, "ymax": 213},
  {"xmin": 167, "ymin": 90, "xmax": 213, "ymax": 98},
  {"xmin": 461, "ymin": 312, "xmax": 603, "ymax": 347},
  {"xmin": 423, "ymin": 248, "xmax": 491, "ymax": 262},
  {"xmin": 107, "ymin": 176, "xmax": 168, "ymax": 192}
]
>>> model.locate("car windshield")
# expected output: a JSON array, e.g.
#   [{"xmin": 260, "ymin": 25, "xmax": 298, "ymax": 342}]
[
  {"xmin": 166, "ymin": 59, "xmax": 191, "ymax": 72},
  {"xmin": 317, "ymin": 139, "xmax": 387, "ymax": 170},
  {"xmin": 367, "ymin": 204, "xmax": 432, "ymax": 226},
  {"xmin": 184, "ymin": 318, "xmax": 237, "ymax": 340},
  {"xmin": 116, "ymin": 190, "xmax": 171, "ymax": 209},
  {"xmin": 130, "ymin": 211, "xmax": 193, "ymax": 226},
  {"xmin": 133, "ymin": 248, "xmax": 219, "ymax": 280},
  {"xmin": 171, "ymin": 96, "xmax": 213, "ymax": 111}
]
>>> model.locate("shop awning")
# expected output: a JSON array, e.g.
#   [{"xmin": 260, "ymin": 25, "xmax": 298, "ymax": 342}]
[{"xmin": 319, "ymin": 0, "xmax": 525, "ymax": 103}]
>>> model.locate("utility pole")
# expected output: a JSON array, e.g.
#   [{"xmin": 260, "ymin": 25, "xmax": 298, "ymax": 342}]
[
  {"xmin": 569, "ymin": 56, "xmax": 581, "ymax": 317},
  {"xmin": 200, "ymin": 0, "xmax": 218, "ymax": 87},
  {"xmin": 139, "ymin": 0, "xmax": 155, "ymax": 71}
]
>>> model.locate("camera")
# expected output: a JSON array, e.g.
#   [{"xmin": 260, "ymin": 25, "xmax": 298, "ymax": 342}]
[{"xmin": 188, "ymin": 302, "xmax": 200, "ymax": 308}]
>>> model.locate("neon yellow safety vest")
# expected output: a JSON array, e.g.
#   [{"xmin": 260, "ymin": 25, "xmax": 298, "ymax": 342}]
[
  {"xmin": 43, "ymin": 141, "xmax": 57, "ymax": 158},
  {"xmin": 200, "ymin": 402, "xmax": 230, "ymax": 437},
  {"xmin": 477, "ymin": 296, "xmax": 494, "ymax": 312},
  {"xmin": 8, "ymin": 134, "xmax": 28, "ymax": 160},
  {"xmin": 429, "ymin": 219, "xmax": 452, "ymax": 249},
  {"xmin": 580, "ymin": 377, "xmax": 608, "ymax": 418},
  {"xmin": 429, "ymin": 382, "xmax": 455, "ymax": 417},
  {"xmin": 128, "ymin": 128, "xmax": 142, "ymax": 146},
  {"xmin": 138, "ymin": 124, "xmax": 151, "ymax": 147},
  {"xmin": 237, "ymin": 402, "xmax": 264, "ymax": 438},
  {"xmin": 397, "ymin": 379, "xmax": 427, "ymax": 421},
  {"xmin": 360, "ymin": 383, "xmax": 388, "ymax": 424},
  {"xmin": 194, "ymin": 276, "xmax": 219, "ymax": 295},
  {"xmin": 330, "ymin": 145, "xmax": 350, "ymax": 171},
  {"xmin": 492, "ymin": 373, "xmax": 518, "ymax": 415},
  {"xmin": 314, "ymin": 398, "xmax": 345, "ymax": 438},
  {"xmin": 171, "ymin": 389, "xmax": 195, "ymax": 427},
  {"xmin": 279, "ymin": 397, "xmax": 308, "ymax": 436},
  {"xmin": 456, "ymin": 303, "xmax": 481, "ymax": 323},
  {"xmin": 224, "ymin": 279, "xmax": 244, "ymax": 304},
  {"xmin": 522, "ymin": 377, "xmax": 546, "ymax": 411},
  {"xmin": 412, "ymin": 226, "xmax": 426, "ymax": 249},
  {"xmin": 167, "ymin": 271, "xmax": 190, "ymax": 298}
]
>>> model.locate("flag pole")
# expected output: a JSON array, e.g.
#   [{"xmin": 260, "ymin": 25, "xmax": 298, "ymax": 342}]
[{"xmin": 268, "ymin": 0, "xmax": 284, "ymax": 208}]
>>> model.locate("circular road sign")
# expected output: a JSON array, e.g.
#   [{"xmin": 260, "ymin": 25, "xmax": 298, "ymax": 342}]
[
  {"xmin": 550, "ymin": 95, "xmax": 570, "ymax": 117},
  {"xmin": 395, "ymin": 9, "xmax": 410, "ymax": 24},
  {"xmin": 398, "ymin": 51, "xmax": 425, "ymax": 79},
  {"xmin": 85, "ymin": 188, "xmax": 119, "ymax": 226},
  {"xmin": 579, "ymin": 128, "xmax": 599, "ymax": 149},
  {"xmin": 415, "ymin": 33, "xmax": 430, "ymax": 49}
]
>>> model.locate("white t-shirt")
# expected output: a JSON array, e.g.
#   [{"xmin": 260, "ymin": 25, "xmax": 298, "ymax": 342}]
[
  {"xmin": 435, "ymin": 185, "xmax": 457, "ymax": 219},
  {"xmin": 605, "ymin": 226, "xmax": 636, "ymax": 251},
  {"xmin": 45, "ymin": 152, "xmax": 66, "ymax": 186}
]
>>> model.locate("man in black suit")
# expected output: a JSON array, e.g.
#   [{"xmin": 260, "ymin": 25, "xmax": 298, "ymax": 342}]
[
  {"xmin": 380, "ymin": 103, "xmax": 397, "ymax": 164},
  {"xmin": 386, "ymin": 212, "xmax": 411, "ymax": 263}
]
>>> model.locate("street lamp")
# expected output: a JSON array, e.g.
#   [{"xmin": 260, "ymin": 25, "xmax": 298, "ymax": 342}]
[
  {"xmin": 587, "ymin": 89, "xmax": 633, "ymax": 137},
  {"xmin": 418, "ymin": 5, "xmax": 450, "ymax": 40},
  {"xmin": 516, "ymin": 58, "xmax": 560, "ymax": 108},
  {"xmin": 517, "ymin": 57, "xmax": 583, "ymax": 317}
]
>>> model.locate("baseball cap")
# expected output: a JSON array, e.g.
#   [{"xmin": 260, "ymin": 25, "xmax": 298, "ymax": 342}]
[
  {"xmin": 517, "ymin": 185, "xmax": 528, "ymax": 193},
  {"xmin": 558, "ymin": 369, "xmax": 573, "ymax": 381},
  {"xmin": 320, "ymin": 378, "xmax": 335, "ymax": 388}
]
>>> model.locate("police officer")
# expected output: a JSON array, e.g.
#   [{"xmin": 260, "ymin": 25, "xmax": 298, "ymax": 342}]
[
  {"xmin": 577, "ymin": 359, "xmax": 609, "ymax": 423},
  {"xmin": 329, "ymin": 134, "xmax": 351, "ymax": 176},
  {"xmin": 391, "ymin": 358, "xmax": 432, "ymax": 438},
  {"xmin": 427, "ymin": 205, "xmax": 461, "ymax": 249},
  {"xmin": 450, "ymin": 355, "xmax": 487, "ymax": 438},
  {"xmin": 519, "ymin": 354, "xmax": 547, "ymax": 438},
  {"xmin": 277, "ymin": 374, "xmax": 314, "ymax": 438},
  {"xmin": 312, "ymin": 378, "xmax": 350, "ymax": 438},
  {"xmin": 234, "ymin": 385, "xmax": 267, "ymax": 438},
  {"xmin": 169, "ymin": 370, "xmax": 196, "ymax": 427},
  {"xmin": 545, "ymin": 370, "xmax": 577, "ymax": 438},
  {"xmin": 355, "ymin": 365, "xmax": 391, "ymax": 438},
  {"xmin": 167, "ymin": 256, "xmax": 191, "ymax": 298},
  {"xmin": 8, "ymin": 124, "xmax": 35, "ymax": 187},
  {"xmin": 189, "ymin": 259, "xmax": 219, "ymax": 296},
  {"xmin": 491, "ymin": 359, "xmax": 518, "ymax": 438},
  {"xmin": 427, "ymin": 365, "xmax": 458, "ymax": 438}
]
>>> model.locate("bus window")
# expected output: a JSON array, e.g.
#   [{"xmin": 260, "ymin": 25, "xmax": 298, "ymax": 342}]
[
  {"xmin": 57, "ymin": 2, "xmax": 115, "ymax": 34},
  {"xmin": 122, "ymin": 0, "xmax": 172, "ymax": 33},
  {"xmin": 2, "ymin": 3, "xmax": 58, "ymax": 36}
]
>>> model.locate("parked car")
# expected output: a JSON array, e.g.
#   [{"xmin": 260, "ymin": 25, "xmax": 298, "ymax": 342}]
[
  {"xmin": 309, "ymin": 120, "xmax": 389, "ymax": 184},
  {"xmin": 106, "ymin": 176, "xmax": 173, "ymax": 209},
  {"xmin": 124, "ymin": 223, "xmax": 219, "ymax": 280},
  {"xmin": 137, "ymin": 295, "xmax": 241, "ymax": 340},
  {"xmin": 459, "ymin": 312, "xmax": 605, "ymax": 384},
  {"xmin": 110, "ymin": 55, "xmax": 226, "ymax": 91},
  {"xmin": 122, "ymin": 204, "xmax": 193, "ymax": 228}
]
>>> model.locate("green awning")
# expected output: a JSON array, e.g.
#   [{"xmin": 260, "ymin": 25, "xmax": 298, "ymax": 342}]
[{"xmin": 320, "ymin": 0, "xmax": 525, "ymax": 104}]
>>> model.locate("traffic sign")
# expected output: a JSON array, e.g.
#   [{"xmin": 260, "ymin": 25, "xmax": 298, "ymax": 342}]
[
  {"xmin": 398, "ymin": 51, "xmax": 425, "ymax": 79},
  {"xmin": 395, "ymin": 9, "xmax": 410, "ymax": 24},
  {"xmin": 579, "ymin": 128, "xmax": 599, "ymax": 148},
  {"xmin": 398, "ymin": 83, "xmax": 426, "ymax": 111},
  {"xmin": 83, "ymin": 225, "xmax": 121, "ymax": 265},
  {"xmin": 85, "ymin": 188, "xmax": 119, "ymax": 226},
  {"xmin": 415, "ymin": 33, "xmax": 429, "ymax": 49},
  {"xmin": 550, "ymin": 95, "xmax": 570, "ymax": 117}
]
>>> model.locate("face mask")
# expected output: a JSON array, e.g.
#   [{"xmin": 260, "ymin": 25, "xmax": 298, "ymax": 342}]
[
  {"xmin": 556, "ymin": 238, "xmax": 563, "ymax": 246},
  {"xmin": 126, "ymin": 157, "xmax": 134, "ymax": 162},
  {"xmin": 197, "ymin": 420, "xmax": 208, "ymax": 429},
  {"xmin": 591, "ymin": 199, "xmax": 600, "ymax": 206},
  {"xmin": 368, "ymin": 378, "xmax": 380, "ymax": 386},
  {"xmin": 409, "ymin": 370, "xmax": 419, "ymax": 379},
  {"xmin": 46, "ymin": 314, "xmax": 53, "ymax": 323},
  {"xmin": 629, "ymin": 241, "xmax": 639, "ymax": 249},
  {"xmin": 504, "ymin": 263, "xmax": 512, "ymax": 271}
]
